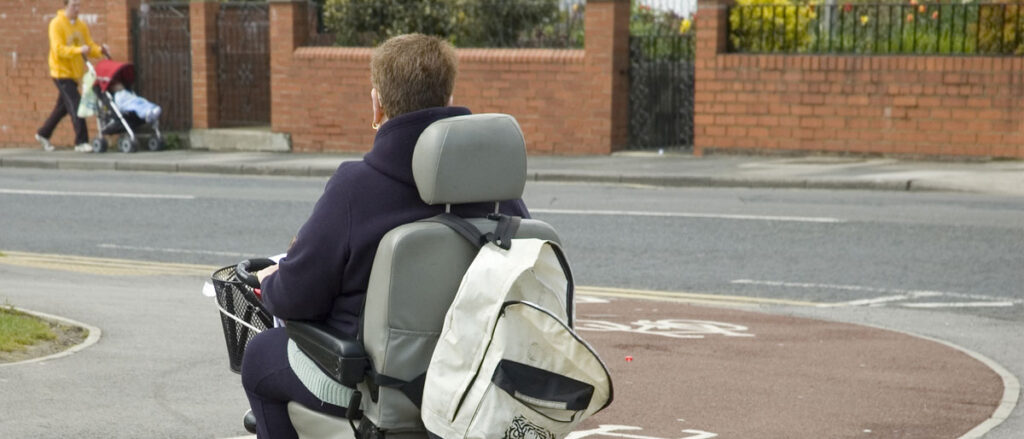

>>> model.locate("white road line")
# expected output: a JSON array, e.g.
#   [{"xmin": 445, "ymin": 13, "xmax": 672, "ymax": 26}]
[
  {"xmin": 733, "ymin": 279, "xmax": 893, "ymax": 294},
  {"xmin": 732, "ymin": 279, "xmax": 1023, "ymax": 307},
  {"xmin": 902, "ymin": 302, "xmax": 1015, "ymax": 308},
  {"xmin": 829, "ymin": 291, "xmax": 944, "ymax": 307},
  {"xmin": 98, "ymin": 243, "xmax": 249, "ymax": 258},
  {"xmin": 530, "ymin": 208, "xmax": 845, "ymax": 223},
  {"xmin": 837, "ymin": 295, "xmax": 912, "ymax": 307},
  {"xmin": 0, "ymin": 188, "xmax": 194, "ymax": 200}
]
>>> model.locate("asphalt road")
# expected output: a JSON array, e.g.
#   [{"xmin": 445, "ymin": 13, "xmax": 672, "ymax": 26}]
[
  {"xmin": 2, "ymin": 168, "xmax": 1022, "ymax": 319},
  {"xmin": 1, "ymin": 168, "xmax": 1022, "ymax": 438}
]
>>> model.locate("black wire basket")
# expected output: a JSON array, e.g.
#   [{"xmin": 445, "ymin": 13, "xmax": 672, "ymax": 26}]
[{"xmin": 211, "ymin": 265, "xmax": 273, "ymax": 373}]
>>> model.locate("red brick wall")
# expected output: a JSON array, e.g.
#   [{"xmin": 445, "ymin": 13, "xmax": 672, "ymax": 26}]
[
  {"xmin": 269, "ymin": 0, "xmax": 630, "ymax": 155},
  {"xmin": 275, "ymin": 48, "xmax": 601, "ymax": 154},
  {"xmin": 106, "ymin": 0, "xmax": 137, "ymax": 62},
  {"xmin": 0, "ymin": 0, "xmax": 112, "ymax": 148},
  {"xmin": 190, "ymin": 1, "xmax": 219, "ymax": 129},
  {"xmin": 694, "ymin": 0, "xmax": 1024, "ymax": 159}
]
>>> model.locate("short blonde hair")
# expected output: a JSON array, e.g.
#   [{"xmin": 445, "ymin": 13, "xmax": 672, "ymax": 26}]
[{"xmin": 370, "ymin": 34, "xmax": 458, "ymax": 119}]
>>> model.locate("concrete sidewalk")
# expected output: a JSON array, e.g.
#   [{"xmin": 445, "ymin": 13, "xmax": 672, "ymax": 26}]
[{"xmin": 1, "ymin": 147, "xmax": 1022, "ymax": 196}]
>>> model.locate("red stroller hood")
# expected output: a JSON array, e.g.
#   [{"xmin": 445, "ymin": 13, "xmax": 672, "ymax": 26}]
[{"xmin": 93, "ymin": 59, "xmax": 135, "ymax": 93}]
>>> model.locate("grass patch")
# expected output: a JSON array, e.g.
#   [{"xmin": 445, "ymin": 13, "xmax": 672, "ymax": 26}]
[{"xmin": 0, "ymin": 306, "xmax": 56, "ymax": 353}]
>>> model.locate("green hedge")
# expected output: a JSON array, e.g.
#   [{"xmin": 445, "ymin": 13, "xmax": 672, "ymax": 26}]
[
  {"xmin": 730, "ymin": 1, "xmax": 1024, "ymax": 55},
  {"xmin": 321, "ymin": 0, "xmax": 583, "ymax": 48}
]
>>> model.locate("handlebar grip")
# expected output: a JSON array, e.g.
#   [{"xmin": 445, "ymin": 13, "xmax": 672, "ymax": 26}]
[{"xmin": 236, "ymin": 258, "xmax": 277, "ymax": 289}]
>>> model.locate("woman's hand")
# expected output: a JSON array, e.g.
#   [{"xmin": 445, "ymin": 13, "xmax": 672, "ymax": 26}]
[{"xmin": 256, "ymin": 264, "xmax": 279, "ymax": 284}]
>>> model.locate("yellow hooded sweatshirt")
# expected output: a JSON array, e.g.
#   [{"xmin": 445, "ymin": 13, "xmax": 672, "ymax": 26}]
[{"xmin": 48, "ymin": 9, "xmax": 102, "ymax": 82}]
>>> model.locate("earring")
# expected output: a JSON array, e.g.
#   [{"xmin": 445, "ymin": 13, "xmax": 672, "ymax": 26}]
[{"xmin": 372, "ymin": 121, "xmax": 381, "ymax": 130}]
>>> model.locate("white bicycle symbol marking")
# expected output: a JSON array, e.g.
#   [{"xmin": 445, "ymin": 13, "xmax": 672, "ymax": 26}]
[
  {"xmin": 575, "ymin": 319, "xmax": 755, "ymax": 339},
  {"xmin": 567, "ymin": 424, "xmax": 718, "ymax": 439}
]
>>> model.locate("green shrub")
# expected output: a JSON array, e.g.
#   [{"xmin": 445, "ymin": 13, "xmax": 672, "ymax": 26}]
[
  {"xmin": 729, "ymin": 1, "xmax": 1024, "ymax": 55},
  {"xmin": 631, "ymin": 1, "xmax": 696, "ymax": 60},
  {"xmin": 730, "ymin": 0, "xmax": 819, "ymax": 52},
  {"xmin": 977, "ymin": 3, "xmax": 1024, "ymax": 55},
  {"xmin": 632, "ymin": 1, "xmax": 693, "ymax": 36},
  {"xmin": 321, "ymin": 0, "xmax": 566, "ymax": 47}
]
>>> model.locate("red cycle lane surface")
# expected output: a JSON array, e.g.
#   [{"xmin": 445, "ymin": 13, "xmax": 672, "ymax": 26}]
[{"xmin": 570, "ymin": 297, "xmax": 1004, "ymax": 439}]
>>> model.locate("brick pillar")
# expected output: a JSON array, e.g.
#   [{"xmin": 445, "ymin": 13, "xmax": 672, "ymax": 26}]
[
  {"xmin": 693, "ymin": 0, "xmax": 732, "ymax": 156},
  {"xmin": 190, "ymin": 0, "xmax": 219, "ymax": 129},
  {"xmin": 269, "ymin": 0, "xmax": 308, "ymax": 132},
  {"xmin": 585, "ymin": 0, "xmax": 630, "ymax": 154},
  {"xmin": 105, "ymin": 0, "xmax": 139, "ymax": 62}
]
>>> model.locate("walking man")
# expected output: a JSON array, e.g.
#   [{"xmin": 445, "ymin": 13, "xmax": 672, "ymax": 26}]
[{"xmin": 36, "ymin": 0, "xmax": 109, "ymax": 152}]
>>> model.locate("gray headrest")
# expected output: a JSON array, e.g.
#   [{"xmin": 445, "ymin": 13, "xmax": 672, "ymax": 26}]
[{"xmin": 412, "ymin": 113, "xmax": 527, "ymax": 205}]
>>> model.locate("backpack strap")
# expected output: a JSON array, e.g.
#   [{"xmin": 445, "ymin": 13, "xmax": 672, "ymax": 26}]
[
  {"xmin": 421, "ymin": 213, "xmax": 485, "ymax": 248},
  {"xmin": 421, "ymin": 213, "xmax": 521, "ymax": 250},
  {"xmin": 371, "ymin": 370, "xmax": 427, "ymax": 408},
  {"xmin": 484, "ymin": 213, "xmax": 521, "ymax": 250}
]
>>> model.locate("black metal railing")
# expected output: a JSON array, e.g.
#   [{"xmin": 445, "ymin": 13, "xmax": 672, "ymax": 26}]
[
  {"xmin": 311, "ymin": 0, "xmax": 585, "ymax": 47},
  {"xmin": 730, "ymin": 2, "xmax": 1024, "ymax": 55},
  {"xmin": 628, "ymin": 34, "xmax": 696, "ymax": 150},
  {"xmin": 628, "ymin": 0, "xmax": 696, "ymax": 150},
  {"xmin": 132, "ymin": 2, "xmax": 192, "ymax": 131}
]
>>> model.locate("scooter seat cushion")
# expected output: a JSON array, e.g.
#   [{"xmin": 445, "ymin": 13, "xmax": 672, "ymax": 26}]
[{"xmin": 288, "ymin": 340, "xmax": 356, "ymax": 408}]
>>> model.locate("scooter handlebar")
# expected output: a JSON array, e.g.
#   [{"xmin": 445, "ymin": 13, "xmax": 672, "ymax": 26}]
[{"xmin": 236, "ymin": 258, "xmax": 277, "ymax": 290}]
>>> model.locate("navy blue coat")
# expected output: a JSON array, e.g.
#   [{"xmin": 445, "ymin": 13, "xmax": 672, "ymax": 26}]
[{"xmin": 261, "ymin": 106, "xmax": 530, "ymax": 337}]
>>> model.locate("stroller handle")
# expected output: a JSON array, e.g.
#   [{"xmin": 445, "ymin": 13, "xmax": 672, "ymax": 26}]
[
  {"xmin": 82, "ymin": 50, "xmax": 112, "ymax": 62},
  {"xmin": 236, "ymin": 258, "xmax": 277, "ymax": 290}
]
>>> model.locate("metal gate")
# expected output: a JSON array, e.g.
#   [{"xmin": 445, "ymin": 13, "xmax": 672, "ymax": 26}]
[
  {"xmin": 132, "ymin": 3, "xmax": 192, "ymax": 131},
  {"xmin": 216, "ymin": 3, "xmax": 270, "ymax": 127},
  {"xmin": 628, "ymin": 2, "xmax": 696, "ymax": 150}
]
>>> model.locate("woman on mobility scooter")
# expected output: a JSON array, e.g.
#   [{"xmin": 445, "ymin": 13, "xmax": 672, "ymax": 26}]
[{"xmin": 241, "ymin": 33, "xmax": 530, "ymax": 439}]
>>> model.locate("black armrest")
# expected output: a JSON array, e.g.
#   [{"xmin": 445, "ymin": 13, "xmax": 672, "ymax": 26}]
[{"xmin": 285, "ymin": 320, "xmax": 368, "ymax": 388}]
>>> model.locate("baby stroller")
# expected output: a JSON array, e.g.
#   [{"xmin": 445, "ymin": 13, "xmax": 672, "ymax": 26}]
[{"xmin": 87, "ymin": 59, "xmax": 165, "ymax": 153}]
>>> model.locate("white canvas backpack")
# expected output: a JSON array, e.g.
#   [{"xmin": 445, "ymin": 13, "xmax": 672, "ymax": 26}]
[{"xmin": 420, "ymin": 214, "xmax": 613, "ymax": 439}]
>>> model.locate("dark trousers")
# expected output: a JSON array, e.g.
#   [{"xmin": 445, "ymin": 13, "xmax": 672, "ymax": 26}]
[
  {"xmin": 38, "ymin": 78, "xmax": 89, "ymax": 145},
  {"xmin": 241, "ymin": 327, "xmax": 348, "ymax": 439}
]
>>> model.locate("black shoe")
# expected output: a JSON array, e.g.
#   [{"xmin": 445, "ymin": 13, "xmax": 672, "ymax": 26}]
[{"xmin": 243, "ymin": 410, "xmax": 258, "ymax": 434}]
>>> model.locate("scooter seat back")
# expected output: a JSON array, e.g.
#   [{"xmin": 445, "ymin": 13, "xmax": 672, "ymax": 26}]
[{"xmin": 357, "ymin": 114, "xmax": 561, "ymax": 435}]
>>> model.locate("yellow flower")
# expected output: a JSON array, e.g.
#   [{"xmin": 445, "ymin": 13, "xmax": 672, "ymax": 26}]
[
  {"xmin": 679, "ymin": 18, "xmax": 692, "ymax": 34},
  {"xmin": 918, "ymin": 5, "xmax": 926, "ymax": 13},
  {"xmin": 860, "ymin": 15, "xmax": 869, "ymax": 25}
]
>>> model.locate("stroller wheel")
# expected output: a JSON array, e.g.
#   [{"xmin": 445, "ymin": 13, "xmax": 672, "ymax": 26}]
[
  {"xmin": 118, "ymin": 136, "xmax": 138, "ymax": 154},
  {"xmin": 147, "ymin": 136, "xmax": 164, "ymax": 152},
  {"xmin": 92, "ymin": 138, "xmax": 108, "ymax": 153}
]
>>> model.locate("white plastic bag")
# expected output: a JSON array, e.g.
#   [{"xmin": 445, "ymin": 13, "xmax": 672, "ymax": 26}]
[{"xmin": 77, "ymin": 63, "xmax": 98, "ymax": 118}]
